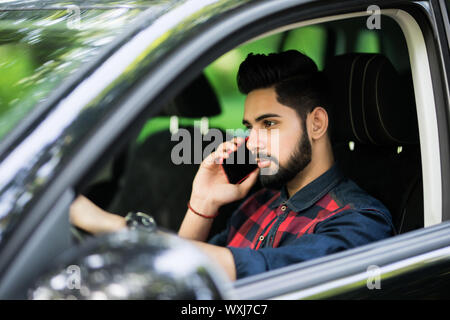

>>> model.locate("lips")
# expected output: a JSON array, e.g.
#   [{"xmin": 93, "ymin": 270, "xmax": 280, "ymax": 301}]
[{"xmin": 256, "ymin": 157, "xmax": 271, "ymax": 168}]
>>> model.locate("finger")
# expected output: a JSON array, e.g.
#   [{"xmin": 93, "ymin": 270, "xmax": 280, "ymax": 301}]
[
  {"xmin": 231, "ymin": 136, "xmax": 245, "ymax": 146},
  {"xmin": 210, "ymin": 143, "xmax": 238, "ymax": 165},
  {"xmin": 204, "ymin": 149, "xmax": 230, "ymax": 166},
  {"xmin": 203, "ymin": 138, "xmax": 244, "ymax": 166},
  {"xmin": 220, "ymin": 140, "xmax": 240, "ymax": 154},
  {"xmin": 222, "ymin": 137, "xmax": 245, "ymax": 152},
  {"xmin": 214, "ymin": 150, "xmax": 230, "ymax": 164}
]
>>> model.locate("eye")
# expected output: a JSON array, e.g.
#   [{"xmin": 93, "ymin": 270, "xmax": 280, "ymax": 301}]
[{"xmin": 263, "ymin": 120, "xmax": 276, "ymax": 128}]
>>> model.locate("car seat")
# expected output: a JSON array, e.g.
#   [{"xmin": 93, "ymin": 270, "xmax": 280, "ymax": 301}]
[{"xmin": 324, "ymin": 53, "xmax": 423, "ymax": 233}]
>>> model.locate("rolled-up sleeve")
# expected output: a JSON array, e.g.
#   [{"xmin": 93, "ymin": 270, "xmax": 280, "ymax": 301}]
[{"xmin": 227, "ymin": 209, "xmax": 394, "ymax": 279}]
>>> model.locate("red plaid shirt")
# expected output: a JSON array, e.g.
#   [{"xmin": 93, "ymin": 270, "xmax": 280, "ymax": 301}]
[{"xmin": 209, "ymin": 163, "xmax": 395, "ymax": 279}]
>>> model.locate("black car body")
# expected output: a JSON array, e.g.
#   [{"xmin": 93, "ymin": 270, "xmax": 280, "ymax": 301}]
[{"xmin": 0, "ymin": 0, "xmax": 450, "ymax": 299}]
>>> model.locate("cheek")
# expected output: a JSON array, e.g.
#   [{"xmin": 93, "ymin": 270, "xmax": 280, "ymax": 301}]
[
  {"xmin": 268, "ymin": 130, "xmax": 299, "ymax": 163},
  {"xmin": 280, "ymin": 139, "xmax": 298, "ymax": 165}
]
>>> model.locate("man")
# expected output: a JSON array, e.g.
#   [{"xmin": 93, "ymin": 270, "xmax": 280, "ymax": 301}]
[{"xmin": 71, "ymin": 50, "xmax": 395, "ymax": 281}]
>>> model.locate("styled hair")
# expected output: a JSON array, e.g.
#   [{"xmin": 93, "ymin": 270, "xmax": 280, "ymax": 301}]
[{"xmin": 237, "ymin": 50, "xmax": 332, "ymax": 134}]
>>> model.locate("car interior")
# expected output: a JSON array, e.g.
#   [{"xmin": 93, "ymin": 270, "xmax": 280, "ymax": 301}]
[{"xmin": 77, "ymin": 13, "xmax": 423, "ymax": 252}]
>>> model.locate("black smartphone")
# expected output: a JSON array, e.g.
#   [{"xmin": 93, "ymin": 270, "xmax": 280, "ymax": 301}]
[{"xmin": 221, "ymin": 138, "xmax": 258, "ymax": 184}]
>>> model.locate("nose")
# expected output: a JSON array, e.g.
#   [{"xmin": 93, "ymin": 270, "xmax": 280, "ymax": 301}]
[{"xmin": 246, "ymin": 128, "xmax": 267, "ymax": 153}]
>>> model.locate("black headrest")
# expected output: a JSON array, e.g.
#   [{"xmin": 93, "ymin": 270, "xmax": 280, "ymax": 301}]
[
  {"xmin": 161, "ymin": 73, "xmax": 221, "ymax": 118},
  {"xmin": 324, "ymin": 53, "xmax": 419, "ymax": 146}
]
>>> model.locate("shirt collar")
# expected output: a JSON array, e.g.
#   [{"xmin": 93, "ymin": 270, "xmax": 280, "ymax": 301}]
[{"xmin": 268, "ymin": 162, "xmax": 344, "ymax": 212}]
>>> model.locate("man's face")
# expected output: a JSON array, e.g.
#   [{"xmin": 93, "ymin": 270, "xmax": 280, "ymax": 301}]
[{"xmin": 243, "ymin": 87, "xmax": 312, "ymax": 189}]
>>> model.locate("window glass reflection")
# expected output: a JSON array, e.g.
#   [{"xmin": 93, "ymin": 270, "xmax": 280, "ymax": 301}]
[{"xmin": 0, "ymin": 6, "xmax": 144, "ymax": 140}]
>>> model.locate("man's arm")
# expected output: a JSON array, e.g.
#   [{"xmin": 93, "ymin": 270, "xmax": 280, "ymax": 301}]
[
  {"xmin": 176, "ymin": 138, "xmax": 259, "ymax": 280},
  {"xmin": 70, "ymin": 195, "xmax": 238, "ymax": 279},
  {"xmin": 178, "ymin": 198, "xmax": 218, "ymax": 241},
  {"xmin": 70, "ymin": 195, "xmax": 126, "ymax": 234},
  {"xmin": 178, "ymin": 196, "xmax": 241, "ymax": 280},
  {"xmin": 191, "ymin": 240, "xmax": 237, "ymax": 281},
  {"xmin": 70, "ymin": 138, "xmax": 258, "ymax": 281}
]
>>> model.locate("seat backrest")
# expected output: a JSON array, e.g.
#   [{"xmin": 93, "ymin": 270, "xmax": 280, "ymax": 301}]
[{"xmin": 324, "ymin": 53, "xmax": 423, "ymax": 233}]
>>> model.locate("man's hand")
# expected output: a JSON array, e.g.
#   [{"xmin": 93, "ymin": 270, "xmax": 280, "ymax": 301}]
[
  {"xmin": 189, "ymin": 137, "xmax": 260, "ymax": 217},
  {"xmin": 179, "ymin": 137, "xmax": 259, "ymax": 241}
]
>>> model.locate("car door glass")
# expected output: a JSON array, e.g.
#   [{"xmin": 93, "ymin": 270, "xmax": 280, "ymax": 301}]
[{"xmin": 0, "ymin": 6, "xmax": 144, "ymax": 141}]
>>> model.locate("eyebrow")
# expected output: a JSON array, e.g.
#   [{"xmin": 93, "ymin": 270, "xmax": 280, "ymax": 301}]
[{"xmin": 242, "ymin": 113, "xmax": 281, "ymax": 126}]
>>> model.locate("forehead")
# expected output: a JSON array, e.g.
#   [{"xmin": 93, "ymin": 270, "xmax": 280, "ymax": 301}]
[{"xmin": 243, "ymin": 87, "xmax": 299, "ymax": 121}]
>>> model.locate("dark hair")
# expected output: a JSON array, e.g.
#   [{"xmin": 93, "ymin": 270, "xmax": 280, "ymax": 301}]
[{"xmin": 237, "ymin": 50, "xmax": 332, "ymax": 134}]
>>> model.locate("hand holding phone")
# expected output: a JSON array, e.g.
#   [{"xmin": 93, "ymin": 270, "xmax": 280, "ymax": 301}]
[{"xmin": 189, "ymin": 137, "xmax": 259, "ymax": 217}]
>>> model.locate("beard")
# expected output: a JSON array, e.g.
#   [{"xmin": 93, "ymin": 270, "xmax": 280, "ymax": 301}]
[{"xmin": 258, "ymin": 126, "xmax": 312, "ymax": 190}]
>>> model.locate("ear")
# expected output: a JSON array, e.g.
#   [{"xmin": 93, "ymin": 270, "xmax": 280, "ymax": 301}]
[{"xmin": 307, "ymin": 106, "xmax": 328, "ymax": 140}]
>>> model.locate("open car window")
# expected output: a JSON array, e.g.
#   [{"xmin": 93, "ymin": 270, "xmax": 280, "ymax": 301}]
[
  {"xmin": 106, "ymin": 12, "xmax": 421, "ymax": 238},
  {"xmin": 73, "ymin": 10, "xmax": 430, "ymax": 294}
]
